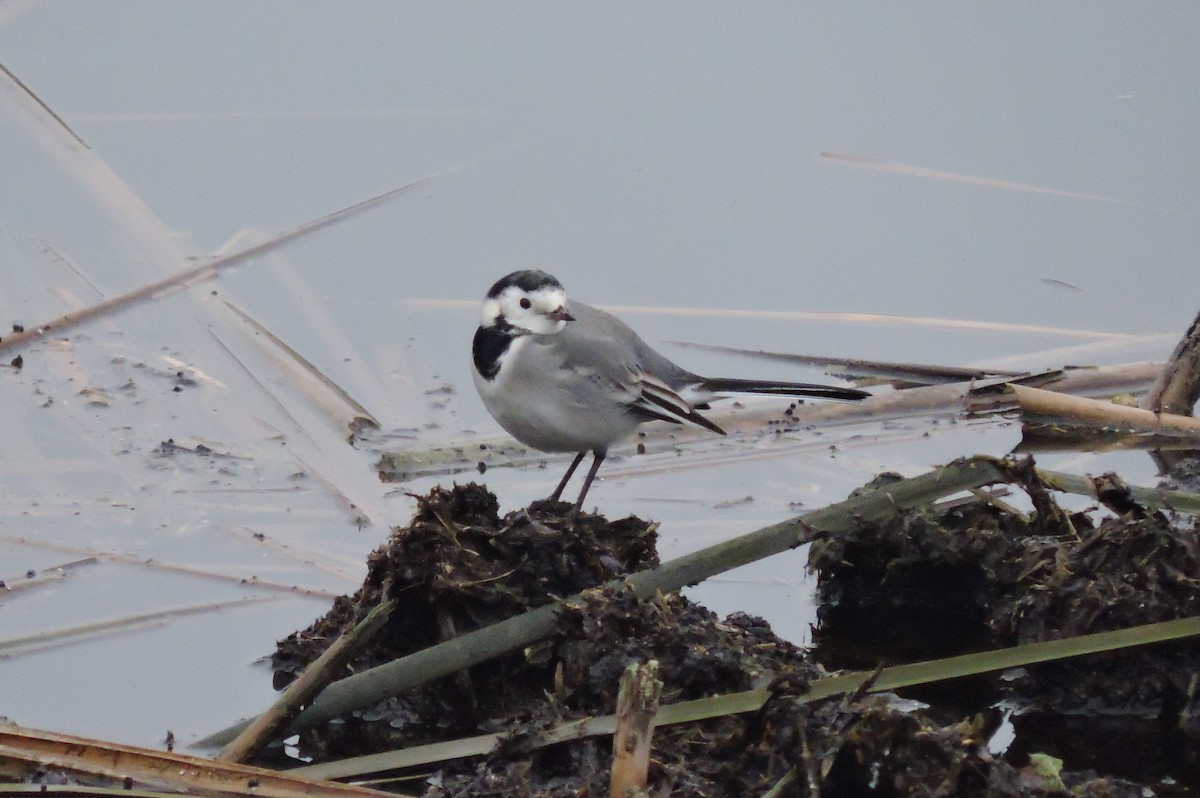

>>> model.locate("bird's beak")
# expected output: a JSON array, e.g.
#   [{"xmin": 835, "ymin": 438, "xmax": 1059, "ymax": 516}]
[{"xmin": 548, "ymin": 306, "xmax": 575, "ymax": 322}]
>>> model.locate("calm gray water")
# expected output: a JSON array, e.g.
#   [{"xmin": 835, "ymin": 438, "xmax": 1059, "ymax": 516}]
[{"xmin": 0, "ymin": 2, "xmax": 1196, "ymax": 748}]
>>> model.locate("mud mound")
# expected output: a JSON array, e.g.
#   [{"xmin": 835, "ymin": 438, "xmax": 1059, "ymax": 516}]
[
  {"xmin": 272, "ymin": 484, "xmax": 658, "ymax": 755},
  {"xmin": 270, "ymin": 483, "xmax": 815, "ymax": 783},
  {"xmin": 262, "ymin": 468, "xmax": 1188, "ymax": 795},
  {"xmin": 999, "ymin": 478, "xmax": 1200, "ymax": 643},
  {"xmin": 808, "ymin": 457, "xmax": 1200, "ymax": 785}
]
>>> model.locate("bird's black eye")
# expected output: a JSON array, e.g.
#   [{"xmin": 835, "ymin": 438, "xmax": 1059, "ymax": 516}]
[{"xmin": 519, "ymin": 298, "xmax": 531, "ymax": 309}]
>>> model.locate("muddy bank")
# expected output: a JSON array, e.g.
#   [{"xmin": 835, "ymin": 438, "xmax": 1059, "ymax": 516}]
[{"xmin": 265, "ymin": 466, "xmax": 1189, "ymax": 796}]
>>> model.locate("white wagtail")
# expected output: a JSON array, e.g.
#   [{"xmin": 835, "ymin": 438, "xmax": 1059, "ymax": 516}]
[{"xmin": 472, "ymin": 270, "xmax": 869, "ymax": 509}]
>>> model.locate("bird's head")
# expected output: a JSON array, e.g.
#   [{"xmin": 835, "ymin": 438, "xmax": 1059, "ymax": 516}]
[{"xmin": 481, "ymin": 270, "xmax": 574, "ymax": 334}]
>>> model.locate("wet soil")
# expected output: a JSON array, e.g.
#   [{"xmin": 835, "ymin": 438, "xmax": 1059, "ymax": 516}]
[
  {"xmin": 271, "ymin": 484, "xmax": 817, "ymax": 794},
  {"xmin": 810, "ymin": 457, "xmax": 1200, "ymax": 790},
  {"xmin": 267, "ymin": 461, "xmax": 1194, "ymax": 797}
]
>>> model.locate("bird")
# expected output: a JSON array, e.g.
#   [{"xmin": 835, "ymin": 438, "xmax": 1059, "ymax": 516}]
[{"xmin": 471, "ymin": 270, "xmax": 870, "ymax": 510}]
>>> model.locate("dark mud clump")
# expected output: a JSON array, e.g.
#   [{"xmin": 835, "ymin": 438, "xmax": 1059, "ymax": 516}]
[
  {"xmin": 807, "ymin": 469, "xmax": 1036, "ymax": 665},
  {"xmin": 272, "ymin": 484, "xmax": 661, "ymax": 756},
  {"xmin": 270, "ymin": 483, "xmax": 818, "ymax": 794},
  {"xmin": 265, "ymin": 474, "xmax": 1169, "ymax": 796},
  {"xmin": 809, "ymin": 456, "xmax": 1200, "ymax": 786}
]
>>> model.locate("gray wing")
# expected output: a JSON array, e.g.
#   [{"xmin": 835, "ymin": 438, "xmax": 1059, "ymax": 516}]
[{"xmin": 547, "ymin": 301, "xmax": 724, "ymax": 434}]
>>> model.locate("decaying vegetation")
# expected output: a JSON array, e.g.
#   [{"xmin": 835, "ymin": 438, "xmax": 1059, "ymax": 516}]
[{"xmin": 230, "ymin": 459, "xmax": 1200, "ymax": 797}]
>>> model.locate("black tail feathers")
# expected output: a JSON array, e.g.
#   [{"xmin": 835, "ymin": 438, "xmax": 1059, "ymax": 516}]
[{"xmin": 700, "ymin": 377, "xmax": 869, "ymax": 402}]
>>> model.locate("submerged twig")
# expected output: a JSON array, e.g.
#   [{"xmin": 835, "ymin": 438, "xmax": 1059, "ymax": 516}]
[
  {"xmin": 0, "ymin": 597, "xmax": 279, "ymax": 658},
  {"xmin": 0, "ymin": 61, "xmax": 87, "ymax": 147},
  {"xmin": 0, "ymin": 535, "xmax": 341, "ymax": 599},
  {"xmin": 0, "ymin": 557, "xmax": 97, "ymax": 594},
  {"xmin": 202, "ymin": 327, "xmax": 316, "ymax": 444},
  {"xmin": 0, "ymin": 171, "xmax": 452, "ymax": 356},
  {"xmin": 820, "ymin": 151, "xmax": 1184, "ymax": 213},
  {"xmin": 220, "ymin": 300, "xmax": 379, "ymax": 433}
]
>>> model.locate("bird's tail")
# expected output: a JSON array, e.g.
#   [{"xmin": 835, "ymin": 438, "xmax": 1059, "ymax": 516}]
[{"xmin": 700, "ymin": 377, "xmax": 869, "ymax": 402}]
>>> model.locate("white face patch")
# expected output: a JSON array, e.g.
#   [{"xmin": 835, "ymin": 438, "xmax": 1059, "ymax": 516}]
[{"xmin": 495, "ymin": 285, "xmax": 570, "ymax": 334}]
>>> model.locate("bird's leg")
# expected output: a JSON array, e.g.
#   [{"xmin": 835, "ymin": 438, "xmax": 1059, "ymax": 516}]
[
  {"xmin": 549, "ymin": 451, "xmax": 587, "ymax": 502},
  {"xmin": 573, "ymin": 449, "xmax": 607, "ymax": 511}
]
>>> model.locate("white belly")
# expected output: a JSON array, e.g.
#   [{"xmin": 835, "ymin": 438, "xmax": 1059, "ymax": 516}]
[{"xmin": 472, "ymin": 338, "xmax": 641, "ymax": 453}]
